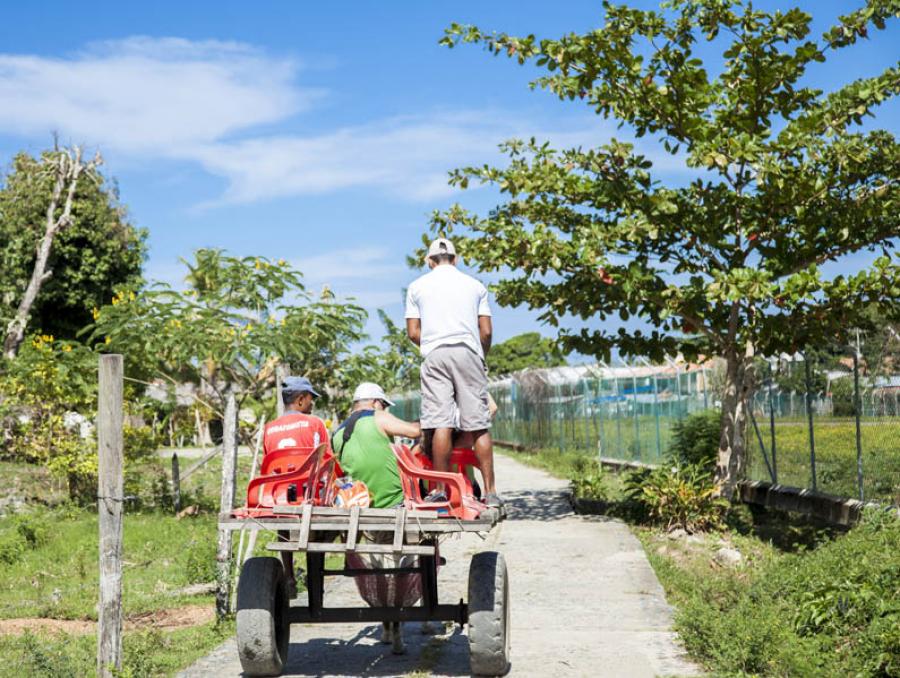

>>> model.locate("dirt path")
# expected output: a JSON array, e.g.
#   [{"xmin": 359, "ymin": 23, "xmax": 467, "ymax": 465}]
[
  {"xmin": 178, "ymin": 453, "xmax": 700, "ymax": 677},
  {"xmin": 0, "ymin": 604, "xmax": 214, "ymax": 636}
]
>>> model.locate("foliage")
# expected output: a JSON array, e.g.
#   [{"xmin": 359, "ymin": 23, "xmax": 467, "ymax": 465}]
[
  {"xmin": 569, "ymin": 456, "xmax": 613, "ymax": 502},
  {"xmin": 0, "ymin": 335, "xmax": 99, "ymax": 499},
  {"xmin": 829, "ymin": 376, "xmax": 856, "ymax": 417},
  {"xmin": 87, "ymin": 249, "xmax": 369, "ymax": 426},
  {"xmin": 668, "ymin": 410, "xmax": 721, "ymax": 470},
  {"xmin": 625, "ymin": 463, "xmax": 729, "ymax": 532},
  {"xmin": 647, "ymin": 508, "xmax": 900, "ymax": 676},
  {"xmin": 486, "ymin": 331, "xmax": 566, "ymax": 376},
  {"xmin": 435, "ymin": 1, "xmax": 900, "ymax": 493},
  {"xmin": 0, "ymin": 150, "xmax": 146, "ymax": 341},
  {"xmin": 342, "ymin": 309, "xmax": 422, "ymax": 402}
]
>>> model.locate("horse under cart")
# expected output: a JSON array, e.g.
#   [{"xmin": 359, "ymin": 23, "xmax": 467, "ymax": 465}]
[{"xmin": 218, "ymin": 442, "xmax": 509, "ymax": 677}]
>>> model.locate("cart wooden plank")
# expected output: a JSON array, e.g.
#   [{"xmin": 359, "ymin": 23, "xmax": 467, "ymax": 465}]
[
  {"xmin": 345, "ymin": 506, "xmax": 360, "ymax": 552},
  {"xmin": 297, "ymin": 503, "xmax": 312, "ymax": 549},
  {"xmin": 266, "ymin": 541, "xmax": 435, "ymax": 556},
  {"xmin": 392, "ymin": 508, "xmax": 406, "ymax": 553}
]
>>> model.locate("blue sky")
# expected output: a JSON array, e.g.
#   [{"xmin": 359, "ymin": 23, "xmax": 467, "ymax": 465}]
[{"xmin": 0, "ymin": 1, "xmax": 897, "ymax": 352}]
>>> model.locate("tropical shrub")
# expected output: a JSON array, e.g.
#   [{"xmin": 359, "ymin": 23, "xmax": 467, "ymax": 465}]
[
  {"xmin": 668, "ymin": 410, "xmax": 721, "ymax": 471},
  {"xmin": 625, "ymin": 463, "xmax": 728, "ymax": 533}
]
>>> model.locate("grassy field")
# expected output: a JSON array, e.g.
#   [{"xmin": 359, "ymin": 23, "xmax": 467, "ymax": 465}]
[
  {"xmin": 493, "ymin": 414, "xmax": 900, "ymax": 503},
  {"xmin": 0, "ymin": 452, "xmax": 281, "ymax": 677}
]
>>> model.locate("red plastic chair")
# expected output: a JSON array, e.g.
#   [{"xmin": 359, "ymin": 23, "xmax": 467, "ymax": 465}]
[
  {"xmin": 391, "ymin": 444, "xmax": 485, "ymax": 520},
  {"xmin": 244, "ymin": 443, "xmax": 339, "ymax": 511}
]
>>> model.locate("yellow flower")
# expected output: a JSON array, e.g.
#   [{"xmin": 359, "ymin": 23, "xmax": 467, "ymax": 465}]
[
  {"xmin": 91, "ymin": 308, "xmax": 100, "ymax": 321},
  {"xmin": 104, "ymin": 337, "xmax": 111, "ymax": 344},
  {"xmin": 277, "ymin": 259, "xmax": 286, "ymax": 266},
  {"xmin": 129, "ymin": 291, "xmax": 136, "ymax": 301},
  {"xmin": 62, "ymin": 345, "xmax": 72, "ymax": 353},
  {"xmin": 254, "ymin": 259, "xmax": 261, "ymax": 269}
]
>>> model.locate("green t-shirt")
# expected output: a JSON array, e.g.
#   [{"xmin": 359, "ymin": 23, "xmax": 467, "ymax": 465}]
[{"xmin": 332, "ymin": 413, "xmax": 404, "ymax": 509}]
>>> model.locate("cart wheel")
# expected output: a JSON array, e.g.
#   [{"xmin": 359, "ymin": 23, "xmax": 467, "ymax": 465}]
[
  {"xmin": 467, "ymin": 551, "xmax": 510, "ymax": 676},
  {"xmin": 236, "ymin": 557, "xmax": 290, "ymax": 676}
]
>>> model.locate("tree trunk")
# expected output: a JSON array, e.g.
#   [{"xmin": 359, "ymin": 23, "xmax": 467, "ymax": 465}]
[
  {"xmin": 714, "ymin": 344, "xmax": 756, "ymax": 499},
  {"xmin": 3, "ymin": 147, "xmax": 100, "ymax": 359}
]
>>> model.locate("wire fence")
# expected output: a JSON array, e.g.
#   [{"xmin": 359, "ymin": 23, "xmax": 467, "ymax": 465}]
[{"xmin": 391, "ymin": 330, "xmax": 900, "ymax": 505}]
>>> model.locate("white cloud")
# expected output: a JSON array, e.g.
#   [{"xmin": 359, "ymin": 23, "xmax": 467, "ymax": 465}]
[
  {"xmin": 292, "ymin": 247, "xmax": 406, "ymax": 284},
  {"xmin": 0, "ymin": 36, "xmax": 689, "ymax": 206},
  {"xmin": 0, "ymin": 37, "xmax": 314, "ymax": 152}
]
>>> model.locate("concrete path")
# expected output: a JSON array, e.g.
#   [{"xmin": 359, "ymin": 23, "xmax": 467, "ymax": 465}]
[{"xmin": 178, "ymin": 453, "xmax": 700, "ymax": 677}]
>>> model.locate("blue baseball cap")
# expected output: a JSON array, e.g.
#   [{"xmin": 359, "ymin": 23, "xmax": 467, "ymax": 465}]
[{"xmin": 281, "ymin": 376, "xmax": 320, "ymax": 397}]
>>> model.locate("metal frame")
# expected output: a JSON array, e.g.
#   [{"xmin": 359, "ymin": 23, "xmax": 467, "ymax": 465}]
[{"xmin": 221, "ymin": 504, "xmax": 497, "ymax": 626}]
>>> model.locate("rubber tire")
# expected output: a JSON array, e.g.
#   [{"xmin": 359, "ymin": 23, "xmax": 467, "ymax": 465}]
[
  {"xmin": 467, "ymin": 551, "xmax": 510, "ymax": 676},
  {"xmin": 236, "ymin": 557, "xmax": 290, "ymax": 676}
]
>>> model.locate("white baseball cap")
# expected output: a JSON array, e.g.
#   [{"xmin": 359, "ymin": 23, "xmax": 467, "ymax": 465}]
[
  {"xmin": 426, "ymin": 237, "xmax": 456, "ymax": 259},
  {"xmin": 352, "ymin": 382, "xmax": 395, "ymax": 407}
]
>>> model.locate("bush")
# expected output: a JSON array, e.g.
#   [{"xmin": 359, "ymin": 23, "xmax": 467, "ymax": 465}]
[
  {"xmin": 124, "ymin": 425, "xmax": 163, "ymax": 460},
  {"xmin": 668, "ymin": 410, "xmax": 720, "ymax": 471},
  {"xmin": 0, "ymin": 511, "xmax": 51, "ymax": 564},
  {"xmin": 625, "ymin": 463, "xmax": 728, "ymax": 533},
  {"xmin": 570, "ymin": 458, "xmax": 611, "ymax": 502},
  {"xmin": 184, "ymin": 538, "xmax": 216, "ymax": 584},
  {"xmin": 658, "ymin": 508, "xmax": 900, "ymax": 676}
]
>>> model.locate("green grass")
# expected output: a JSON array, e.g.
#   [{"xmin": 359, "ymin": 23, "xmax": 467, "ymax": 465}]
[
  {"xmin": 0, "ymin": 620, "xmax": 234, "ymax": 677},
  {"xmin": 0, "ymin": 454, "xmax": 280, "ymax": 676},
  {"xmin": 747, "ymin": 419, "xmax": 900, "ymax": 503},
  {"xmin": 494, "ymin": 412, "xmax": 900, "ymax": 503},
  {"xmin": 639, "ymin": 508, "xmax": 900, "ymax": 677}
]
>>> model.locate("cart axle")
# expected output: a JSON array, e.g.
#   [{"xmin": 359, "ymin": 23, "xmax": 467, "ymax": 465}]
[{"xmin": 287, "ymin": 602, "xmax": 468, "ymax": 625}]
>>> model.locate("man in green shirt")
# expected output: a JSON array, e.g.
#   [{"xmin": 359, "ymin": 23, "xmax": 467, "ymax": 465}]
[{"xmin": 331, "ymin": 382, "xmax": 421, "ymax": 508}]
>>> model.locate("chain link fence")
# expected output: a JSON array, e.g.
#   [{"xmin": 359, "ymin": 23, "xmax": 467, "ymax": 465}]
[{"xmin": 391, "ymin": 329, "xmax": 900, "ymax": 506}]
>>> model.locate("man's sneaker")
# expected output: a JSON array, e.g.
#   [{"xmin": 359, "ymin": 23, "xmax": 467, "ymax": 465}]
[
  {"xmin": 484, "ymin": 492, "xmax": 506, "ymax": 508},
  {"xmin": 423, "ymin": 489, "xmax": 448, "ymax": 503}
]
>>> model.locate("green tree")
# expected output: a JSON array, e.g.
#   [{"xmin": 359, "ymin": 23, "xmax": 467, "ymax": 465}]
[
  {"xmin": 87, "ymin": 249, "xmax": 368, "ymax": 432},
  {"xmin": 0, "ymin": 149, "xmax": 146, "ymax": 349},
  {"xmin": 487, "ymin": 331, "xmax": 566, "ymax": 376},
  {"xmin": 436, "ymin": 1, "xmax": 900, "ymax": 496}
]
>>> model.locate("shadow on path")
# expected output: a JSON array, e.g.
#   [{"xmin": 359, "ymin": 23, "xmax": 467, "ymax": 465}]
[{"xmin": 276, "ymin": 623, "xmax": 470, "ymax": 677}]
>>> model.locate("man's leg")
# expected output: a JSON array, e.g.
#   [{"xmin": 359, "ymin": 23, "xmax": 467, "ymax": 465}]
[
  {"xmin": 471, "ymin": 429, "xmax": 496, "ymax": 495},
  {"xmin": 431, "ymin": 427, "xmax": 453, "ymax": 473}
]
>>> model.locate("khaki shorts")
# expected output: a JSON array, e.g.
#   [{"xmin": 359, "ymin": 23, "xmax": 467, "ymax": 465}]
[{"xmin": 419, "ymin": 344, "xmax": 490, "ymax": 431}]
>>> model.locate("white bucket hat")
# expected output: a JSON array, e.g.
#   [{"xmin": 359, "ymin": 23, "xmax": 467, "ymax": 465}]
[{"xmin": 352, "ymin": 382, "xmax": 395, "ymax": 407}]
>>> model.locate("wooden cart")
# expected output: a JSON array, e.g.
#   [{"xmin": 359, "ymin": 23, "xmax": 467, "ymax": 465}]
[{"xmin": 218, "ymin": 445, "xmax": 510, "ymax": 676}]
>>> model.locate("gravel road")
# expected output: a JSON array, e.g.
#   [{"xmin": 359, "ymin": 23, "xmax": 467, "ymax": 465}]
[{"xmin": 178, "ymin": 452, "xmax": 700, "ymax": 677}]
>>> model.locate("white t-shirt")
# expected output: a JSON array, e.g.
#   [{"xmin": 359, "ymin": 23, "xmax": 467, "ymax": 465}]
[{"xmin": 405, "ymin": 265, "xmax": 491, "ymax": 358}]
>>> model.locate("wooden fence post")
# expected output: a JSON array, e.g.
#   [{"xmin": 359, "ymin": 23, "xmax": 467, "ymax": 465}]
[
  {"xmin": 171, "ymin": 453, "xmax": 181, "ymax": 513},
  {"xmin": 97, "ymin": 354, "xmax": 124, "ymax": 678},
  {"xmin": 275, "ymin": 363, "xmax": 286, "ymax": 417},
  {"xmin": 216, "ymin": 389, "xmax": 238, "ymax": 619}
]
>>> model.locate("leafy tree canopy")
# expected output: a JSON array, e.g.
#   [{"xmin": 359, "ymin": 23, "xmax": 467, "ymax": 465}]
[
  {"xmin": 0, "ymin": 151, "xmax": 146, "ymax": 340},
  {"xmin": 435, "ymin": 0, "xmax": 899, "ymax": 495},
  {"xmin": 487, "ymin": 331, "xmax": 566, "ymax": 376},
  {"xmin": 87, "ymin": 249, "xmax": 369, "ymax": 418}
]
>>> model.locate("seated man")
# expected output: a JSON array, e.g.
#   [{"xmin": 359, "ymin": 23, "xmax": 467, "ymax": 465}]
[
  {"xmin": 263, "ymin": 375, "xmax": 328, "ymax": 457},
  {"xmin": 264, "ymin": 375, "xmax": 330, "ymax": 596},
  {"xmin": 331, "ymin": 382, "xmax": 420, "ymax": 508}
]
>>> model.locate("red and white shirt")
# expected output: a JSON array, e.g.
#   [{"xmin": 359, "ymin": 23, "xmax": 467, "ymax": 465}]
[{"xmin": 263, "ymin": 413, "xmax": 329, "ymax": 456}]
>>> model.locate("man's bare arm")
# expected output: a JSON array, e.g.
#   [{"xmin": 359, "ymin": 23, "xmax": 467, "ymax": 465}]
[
  {"xmin": 478, "ymin": 315, "xmax": 492, "ymax": 357},
  {"xmin": 376, "ymin": 411, "xmax": 421, "ymax": 439},
  {"xmin": 406, "ymin": 318, "xmax": 421, "ymax": 346}
]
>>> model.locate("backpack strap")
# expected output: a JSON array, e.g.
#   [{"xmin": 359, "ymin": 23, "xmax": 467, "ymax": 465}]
[{"xmin": 332, "ymin": 409, "xmax": 375, "ymax": 450}]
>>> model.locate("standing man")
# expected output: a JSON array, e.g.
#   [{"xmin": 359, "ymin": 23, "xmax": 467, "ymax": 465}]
[{"xmin": 405, "ymin": 237, "xmax": 502, "ymax": 507}]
